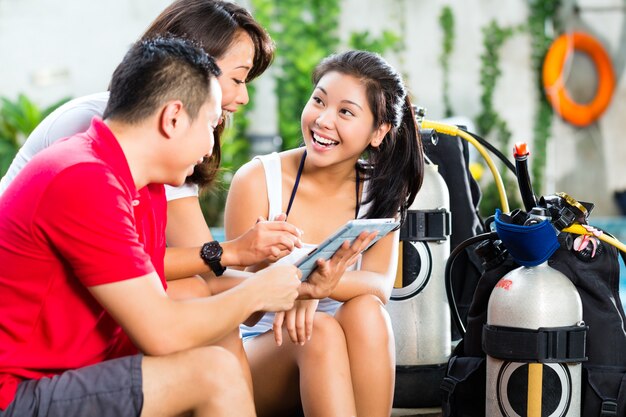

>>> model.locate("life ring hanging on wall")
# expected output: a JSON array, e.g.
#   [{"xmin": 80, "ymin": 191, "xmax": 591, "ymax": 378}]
[{"xmin": 542, "ymin": 31, "xmax": 616, "ymax": 127}]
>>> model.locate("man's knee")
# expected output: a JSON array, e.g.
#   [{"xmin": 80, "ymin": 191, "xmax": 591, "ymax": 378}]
[
  {"xmin": 142, "ymin": 347, "xmax": 252, "ymax": 416},
  {"xmin": 188, "ymin": 346, "xmax": 244, "ymax": 384},
  {"xmin": 148, "ymin": 345, "xmax": 246, "ymax": 397}
]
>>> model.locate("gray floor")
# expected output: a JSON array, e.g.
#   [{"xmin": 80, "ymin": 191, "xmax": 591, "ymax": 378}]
[{"xmin": 391, "ymin": 408, "xmax": 442, "ymax": 417}]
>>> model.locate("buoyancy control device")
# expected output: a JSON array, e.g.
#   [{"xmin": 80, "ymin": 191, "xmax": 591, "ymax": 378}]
[
  {"xmin": 485, "ymin": 208, "xmax": 586, "ymax": 416},
  {"xmin": 440, "ymin": 142, "xmax": 626, "ymax": 417}
]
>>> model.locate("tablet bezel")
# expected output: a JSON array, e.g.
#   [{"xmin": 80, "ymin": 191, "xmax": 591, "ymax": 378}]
[{"xmin": 295, "ymin": 218, "xmax": 399, "ymax": 281}]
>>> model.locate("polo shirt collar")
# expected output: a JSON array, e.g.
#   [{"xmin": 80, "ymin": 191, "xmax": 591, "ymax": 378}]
[{"xmin": 85, "ymin": 117, "xmax": 141, "ymax": 202}]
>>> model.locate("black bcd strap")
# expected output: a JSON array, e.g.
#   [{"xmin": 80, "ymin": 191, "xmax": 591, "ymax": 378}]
[
  {"xmin": 601, "ymin": 400, "xmax": 618, "ymax": 416},
  {"xmin": 482, "ymin": 323, "xmax": 588, "ymax": 363},
  {"xmin": 400, "ymin": 209, "xmax": 451, "ymax": 242}
]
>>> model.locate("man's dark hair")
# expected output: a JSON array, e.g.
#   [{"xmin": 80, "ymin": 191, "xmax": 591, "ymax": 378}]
[{"xmin": 104, "ymin": 36, "xmax": 221, "ymax": 124}]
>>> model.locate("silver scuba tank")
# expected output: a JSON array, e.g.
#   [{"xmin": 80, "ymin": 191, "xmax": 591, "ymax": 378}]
[
  {"xmin": 484, "ymin": 210, "xmax": 586, "ymax": 417},
  {"xmin": 387, "ymin": 159, "xmax": 451, "ymax": 407}
]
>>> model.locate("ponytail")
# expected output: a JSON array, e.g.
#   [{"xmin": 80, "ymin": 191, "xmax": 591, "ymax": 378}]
[{"xmin": 360, "ymin": 96, "xmax": 423, "ymax": 222}]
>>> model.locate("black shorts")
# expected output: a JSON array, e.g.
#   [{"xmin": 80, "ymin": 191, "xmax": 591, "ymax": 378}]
[{"xmin": 0, "ymin": 354, "xmax": 143, "ymax": 417}]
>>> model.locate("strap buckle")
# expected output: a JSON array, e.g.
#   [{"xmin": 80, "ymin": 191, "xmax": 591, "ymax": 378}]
[{"xmin": 401, "ymin": 209, "xmax": 451, "ymax": 242}]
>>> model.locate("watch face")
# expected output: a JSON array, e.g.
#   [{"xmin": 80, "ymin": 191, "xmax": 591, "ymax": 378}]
[
  {"xmin": 202, "ymin": 241, "xmax": 223, "ymax": 261},
  {"xmin": 201, "ymin": 241, "xmax": 226, "ymax": 276}
]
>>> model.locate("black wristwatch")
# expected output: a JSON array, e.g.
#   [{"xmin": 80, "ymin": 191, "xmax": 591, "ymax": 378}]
[{"xmin": 200, "ymin": 241, "xmax": 226, "ymax": 276}]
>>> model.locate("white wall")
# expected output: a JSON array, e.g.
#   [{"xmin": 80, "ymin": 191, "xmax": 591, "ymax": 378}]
[
  {"xmin": 0, "ymin": 0, "xmax": 171, "ymax": 103},
  {"xmin": 338, "ymin": 0, "xmax": 626, "ymax": 215},
  {"xmin": 548, "ymin": 0, "xmax": 626, "ymax": 215},
  {"xmin": 1, "ymin": 0, "xmax": 625, "ymax": 215}
]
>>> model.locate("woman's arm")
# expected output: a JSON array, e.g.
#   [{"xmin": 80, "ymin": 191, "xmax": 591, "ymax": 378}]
[
  {"xmin": 164, "ymin": 195, "xmax": 217, "ymax": 280},
  {"xmin": 223, "ymin": 159, "xmax": 273, "ymax": 262},
  {"xmin": 166, "ymin": 196, "xmax": 214, "ymax": 247},
  {"xmin": 225, "ymin": 158, "xmax": 385, "ymax": 302},
  {"xmin": 325, "ymin": 229, "xmax": 399, "ymax": 304},
  {"xmin": 165, "ymin": 190, "xmax": 301, "ymax": 280}
]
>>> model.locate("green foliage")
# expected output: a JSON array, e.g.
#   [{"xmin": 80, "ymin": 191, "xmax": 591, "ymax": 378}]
[
  {"xmin": 252, "ymin": 0, "xmax": 341, "ymax": 150},
  {"xmin": 475, "ymin": 21, "xmax": 523, "ymax": 217},
  {"xmin": 438, "ymin": 6, "xmax": 455, "ymax": 118},
  {"xmin": 0, "ymin": 94, "xmax": 70, "ymax": 176},
  {"xmin": 251, "ymin": 0, "xmax": 400, "ymax": 151},
  {"xmin": 474, "ymin": 3, "xmax": 559, "ymax": 217},
  {"xmin": 527, "ymin": 0, "xmax": 560, "ymax": 194},
  {"xmin": 348, "ymin": 30, "xmax": 402, "ymax": 55},
  {"xmin": 476, "ymin": 21, "xmax": 519, "ymax": 139}
]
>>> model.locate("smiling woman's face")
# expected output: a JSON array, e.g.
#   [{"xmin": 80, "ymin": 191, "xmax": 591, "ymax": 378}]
[
  {"xmin": 301, "ymin": 71, "xmax": 377, "ymax": 163},
  {"xmin": 215, "ymin": 31, "xmax": 255, "ymax": 116}
]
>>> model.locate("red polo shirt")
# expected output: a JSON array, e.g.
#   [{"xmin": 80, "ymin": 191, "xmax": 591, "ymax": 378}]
[{"xmin": 0, "ymin": 118, "xmax": 167, "ymax": 409}]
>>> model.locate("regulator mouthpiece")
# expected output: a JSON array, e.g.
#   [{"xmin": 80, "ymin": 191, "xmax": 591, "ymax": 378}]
[{"xmin": 494, "ymin": 209, "xmax": 560, "ymax": 266}]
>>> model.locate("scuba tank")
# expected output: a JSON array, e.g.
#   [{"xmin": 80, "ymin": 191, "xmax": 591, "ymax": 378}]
[
  {"xmin": 484, "ymin": 209, "xmax": 586, "ymax": 416},
  {"xmin": 439, "ymin": 138, "xmax": 626, "ymax": 416},
  {"xmin": 484, "ymin": 144, "xmax": 587, "ymax": 416},
  {"xmin": 387, "ymin": 133, "xmax": 452, "ymax": 407}
]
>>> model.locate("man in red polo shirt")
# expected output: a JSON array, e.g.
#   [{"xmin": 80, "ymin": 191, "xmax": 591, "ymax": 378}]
[{"xmin": 0, "ymin": 36, "xmax": 302, "ymax": 417}]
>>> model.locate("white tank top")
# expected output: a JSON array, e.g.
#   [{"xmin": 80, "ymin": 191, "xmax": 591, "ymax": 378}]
[{"xmin": 240, "ymin": 152, "xmax": 370, "ymax": 338}]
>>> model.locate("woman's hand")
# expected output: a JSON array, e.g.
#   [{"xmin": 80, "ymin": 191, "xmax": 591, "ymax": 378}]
[
  {"xmin": 300, "ymin": 231, "xmax": 378, "ymax": 299},
  {"xmin": 222, "ymin": 213, "xmax": 302, "ymax": 267},
  {"xmin": 272, "ymin": 299, "xmax": 319, "ymax": 346}
]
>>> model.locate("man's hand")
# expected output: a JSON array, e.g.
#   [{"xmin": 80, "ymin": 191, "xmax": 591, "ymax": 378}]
[
  {"xmin": 247, "ymin": 264, "xmax": 301, "ymax": 312},
  {"xmin": 300, "ymin": 231, "xmax": 378, "ymax": 299},
  {"xmin": 222, "ymin": 213, "xmax": 302, "ymax": 267}
]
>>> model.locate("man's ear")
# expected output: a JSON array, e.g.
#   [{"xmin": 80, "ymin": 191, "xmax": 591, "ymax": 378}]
[
  {"xmin": 370, "ymin": 122, "xmax": 391, "ymax": 148},
  {"xmin": 159, "ymin": 100, "xmax": 185, "ymax": 139}
]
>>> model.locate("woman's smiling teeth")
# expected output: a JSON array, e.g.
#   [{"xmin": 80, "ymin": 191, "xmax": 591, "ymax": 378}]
[{"xmin": 312, "ymin": 132, "xmax": 338, "ymax": 147}]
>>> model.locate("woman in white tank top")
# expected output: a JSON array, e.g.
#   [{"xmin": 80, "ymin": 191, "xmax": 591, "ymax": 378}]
[{"xmin": 225, "ymin": 51, "xmax": 425, "ymax": 417}]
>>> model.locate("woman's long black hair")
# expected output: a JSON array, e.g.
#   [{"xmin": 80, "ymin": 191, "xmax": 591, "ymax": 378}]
[{"xmin": 312, "ymin": 50, "xmax": 424, "ymax": 222}]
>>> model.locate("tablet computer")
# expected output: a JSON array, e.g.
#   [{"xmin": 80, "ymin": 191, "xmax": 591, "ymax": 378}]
[{"xmin": 295, "ymin": 218, "xmax": 399, "ymax": 281}]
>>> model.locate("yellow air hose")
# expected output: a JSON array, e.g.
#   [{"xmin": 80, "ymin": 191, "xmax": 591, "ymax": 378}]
[
  {"xmin": 421, "ymin": 120, "xmax": 510, "ymax": 213},
  {"xmin": 419, "ymin": 120, "xmax": 626, "ymax": 256}
]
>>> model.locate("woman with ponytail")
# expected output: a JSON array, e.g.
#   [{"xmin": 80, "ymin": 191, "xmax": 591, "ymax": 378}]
[{"xmin": 225, "ymin": 50, "xmax": 424, "ymax": 417}]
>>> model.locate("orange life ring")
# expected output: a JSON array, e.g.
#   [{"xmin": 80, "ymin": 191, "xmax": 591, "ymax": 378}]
[{"xmin": 542, "ymin": 31, "xmax": 616, "ymax": 127}]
